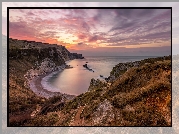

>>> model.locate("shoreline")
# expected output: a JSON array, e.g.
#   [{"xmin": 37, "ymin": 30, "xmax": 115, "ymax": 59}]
[{"xmin": 29, "ymin": 69, "xmax": 75, "ymax": 100}]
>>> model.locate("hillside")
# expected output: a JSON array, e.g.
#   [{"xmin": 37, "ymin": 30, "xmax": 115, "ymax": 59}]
[
  {"xmin": 9, "ymin": 37, "xmax": 171, "ymax": 126},
  {"xmin": 8, "ymin": 38, "xmax": 83, "ymax": 126},
  {"xmin": 24, "ymin": 56, "xmax": 171, "ymax": 126}
]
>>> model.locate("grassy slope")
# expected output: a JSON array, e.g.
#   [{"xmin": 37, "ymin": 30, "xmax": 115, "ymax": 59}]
[
  {"xmin": 9, "ymin": 48, "xmax": 64, "ymax": 126},
  {"xmin": 9, "ymin": 54, "xmax": 47, "ymax": 126},
  {"xmin": 8, "ymin": 38, "xmax": 76, "ymax": 126},
  {"xmin": 25, "ymin": 56, "xmax": 171, "ymax": 126}
]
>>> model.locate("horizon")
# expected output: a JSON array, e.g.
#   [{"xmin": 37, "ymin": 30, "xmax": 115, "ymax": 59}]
[
  {"xmin": 7, "ymin": 8, "xmax": 171, "ymax": 56},
  {"xmin": 7, "ymin": 36, "xmax": 171, "ymax": 57}
]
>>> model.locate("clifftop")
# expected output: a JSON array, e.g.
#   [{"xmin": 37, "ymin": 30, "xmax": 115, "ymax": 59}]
[
  {"xmin": 9, "ymin": 38, "xmax": 84, "ymax": 60},
  {"xmin": 8, "ymin": 38, "xmax": 171, "ymax": 126},
  {"xmin": 9, "ymin": 38, "xmax": 83, "ymax": 126},
  {"xmin": 24, "ymin": 56, "xmax": 171, "ymax": 126}
]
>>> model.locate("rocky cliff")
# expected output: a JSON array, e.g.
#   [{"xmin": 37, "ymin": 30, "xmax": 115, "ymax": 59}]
[
  {"xmin": 107, "ymin": 56, "xmax": 171, "ymax": 83},
  {"xmin": 9, "ymin": 38, "xmax": 84, "ymax": 61},
  {"xmin": 9, "ymin": 38, "xmax": 84, "ymax": 87},
  {"xmin": 9, "ymin": 37, "xmax": 171, "ymax": 127},
  {"xmin": 23, "ymin": 55, "xmax": 171, "ymax": 127},
  {"xmin": 9, "ymin": 38, "xmax": 83, "ymax": 126}
]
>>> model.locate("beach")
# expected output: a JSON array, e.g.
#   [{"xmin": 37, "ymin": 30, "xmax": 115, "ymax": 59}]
[{"xmin": 29, "ymin": 70, "xmax": 75, "ymax": 99}]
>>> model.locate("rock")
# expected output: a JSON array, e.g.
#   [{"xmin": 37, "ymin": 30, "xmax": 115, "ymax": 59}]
[
  {"xmin": 88, "ymin": 78, "xmax": 107, "ymax": 91},
  {"xmin": 65, "ymin": 65, "xmax": 73, "ymax": 69},
  {"xmin": 71, "ymin": 53, "xmax": 84, "ymax": 59},
  {"xmin": 83, "ymin": 64, "xmax": 94, "ymax": 72},
  {"xmin": 83, "ymin": 64, "xmax": 88, "ymax": 68},
  {"xmin": 93, "ymin": 99, "xmax": 114, "ymax": 125}
]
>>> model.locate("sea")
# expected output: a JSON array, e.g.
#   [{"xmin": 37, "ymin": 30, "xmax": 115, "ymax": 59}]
[{"xmin": 46, "ymin": 56, "xmax": 158, "ymax": 96}]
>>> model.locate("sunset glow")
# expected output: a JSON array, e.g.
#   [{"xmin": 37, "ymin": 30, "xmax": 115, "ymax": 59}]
[{"xmin": 9, "ymin": 8, "xmax": 171, "ymax": 56}]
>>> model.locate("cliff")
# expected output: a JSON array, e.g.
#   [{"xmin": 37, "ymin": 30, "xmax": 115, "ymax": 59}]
[
  {"xmin": 23, "ymin": 56, "xmax": 171, "ymax": 127},
  {"xmin": 9, "ymin": 38, "xmax": 84, "ymax": 60},
  {"xmin": 107, "ymin": 56, "xmax": 171, "ymax": 83},
  {"xmin": 8, "ymin": 38, "xmax": 83, "ymax": 126},
  {"xmin": 9, "ymin": 37, "xmax": 171, "ymax": 126},
  {"xmin": 9, "ymin": 38, "xmax": 84, "ymax": 86}
]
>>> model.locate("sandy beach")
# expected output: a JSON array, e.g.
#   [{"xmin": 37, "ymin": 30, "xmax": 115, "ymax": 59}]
[{"xmin": 29, "ymin": 70, "xmax": 75, "ymax": 99}]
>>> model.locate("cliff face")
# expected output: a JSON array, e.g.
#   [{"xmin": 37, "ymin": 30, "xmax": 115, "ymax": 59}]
[
  {"xmin": 8, "ymin": 38, "xmax": 83, "ymax": 126},
  {"xmin": 9, "ymin": 38, "xmax": 84, "ymax": 61},
  {"xmin": 9, "ymin": 38, "xmax": 84, "ymax": 83},
  {"xmin": 9, "ymin": 37, "xmax": 171, "ymax": 126},
  {"xmin": 23, "ymin": 56, "xmax": 171, "ymax": 127},
  {"xmin": 107, "ymin": 56, "xmax": 171, "ymax": 83}
]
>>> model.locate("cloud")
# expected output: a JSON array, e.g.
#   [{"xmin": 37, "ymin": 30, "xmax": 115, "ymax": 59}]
[
  {"xmin": 77, "ymin": 34, "xmax": 87, "ymax": 40},
  {"xmin": 9, "ymin": 21, "xmax": 36, "ymax": 38},
  {"xmin": 88, "ymin": 35, "xmax": 99, "ymax": 42},
  {"xmin": 82, "ymin": 21, "xmax": 90, "ymax": 31},
  {"xmin": 109, "ymin": 21, "xmax": 137, "ymax": 32},
  {"xmin": 8, "ymin": 8, "xmax": 171, "ymax": 51},
  {"xmin": 78, "ymin": 42, "xmax": 83, "ymax": 45}
]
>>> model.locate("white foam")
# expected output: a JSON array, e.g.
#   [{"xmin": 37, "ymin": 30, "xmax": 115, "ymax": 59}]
[
  {"xmin": 41, "ymin": 70, "xmax": 63, "ymax": 93},
  {"xmin": 29, "ymin": 77, "xmax": 54, "ymax": 98},
  {"xmin": 28, "ymin": 65, "xmax": 67, "ymax": 98}
]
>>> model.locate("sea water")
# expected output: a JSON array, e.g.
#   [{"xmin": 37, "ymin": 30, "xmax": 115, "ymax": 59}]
[{"xmin": 47, "ymin": 56, "xmax": 157, "ymax": 95}]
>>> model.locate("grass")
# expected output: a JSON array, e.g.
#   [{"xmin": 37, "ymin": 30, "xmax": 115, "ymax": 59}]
[
  {"xmin": 25, "ymin": 113, "xmax": 59, "ymax": 126},
  {"xmin": 58, "ymin": 58, "xmax": 171, "ymax": 126},
  {"xmin": 9, "ymin": 42, "xmax": 171, "ymax": 127}
]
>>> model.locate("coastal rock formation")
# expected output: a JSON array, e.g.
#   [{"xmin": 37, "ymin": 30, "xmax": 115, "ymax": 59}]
[
  {"xmin": 48, "ymin": 55, "xmax": 171, "ymax": 127},
  {"xmin": 9, "ymin": 37, "xmax": 172, "ymax": 126},
  {"xmin": 83, "ymin": 64, "xmax": 94, "ymax": 72},
  {"xmin": 107, "ymin": 56, "xmax": 171, "ymax": 83},
  {"xmin": 9, "ymin": 38, "xmax": 83, "ymax": 126},
  {"xmin": 93, "ymin": 99, "xmax": 114, "ymax": 125},
  {"xmin": 71, "ymin": 53, "xmax": 84, "ymax": 59},
  {"xmin": 9, "ymin": 38, "xmax": 84, "ymax": 61},
  {"xmin": 24, "ymin": 58, "xmax": 65, "ymax": 81},
  {"xmin": 9, "ymin": 38, "xmax": 84, "ymax": 90}
]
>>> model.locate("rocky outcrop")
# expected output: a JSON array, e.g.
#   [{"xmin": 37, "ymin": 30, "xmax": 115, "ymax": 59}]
[
  {"xmin": 88, "ymin": 78, "xmax": 107, "ymax": 91},
  {"xmin": 9, "ymin": 38, "xmax": 84, "ymax": 61},
  {"xmin": 107, "ymin": 55, "xmax": 171, "ymax": 82},
  {"xmin": 93, "ymin": 99, "xmax": 114, "ymax": 125},
  {"xmin": 9, "ymin": 39, "xmax": 83, "ymax": 99},
  {"xmin": 24, "ymin": 58, "xmax": 65, "ymax": 80},
  {"xmin": 83, "ymin": 64, "xmax": 94, "ymax": 72},
  {"xmin": 71, "ymin": 53, "xmax": 84, "ymax": 59}
]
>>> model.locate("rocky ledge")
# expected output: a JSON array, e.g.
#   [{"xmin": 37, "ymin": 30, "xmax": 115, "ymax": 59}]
[
  {"xmin": 106, "ymin": 55, "xmax": 171, "ymax": 83},
  {"xmin": 9, "ymin": 38, "xmax": 84, "ymax": 99}
]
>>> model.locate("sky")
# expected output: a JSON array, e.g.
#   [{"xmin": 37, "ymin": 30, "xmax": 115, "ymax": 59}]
[{"xmin": 2, "ymin": 2, "xmax": 176, "ymax": 56}]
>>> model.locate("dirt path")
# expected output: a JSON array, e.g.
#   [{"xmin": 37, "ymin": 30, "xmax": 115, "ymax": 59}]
[{"xmin": 69, "ymin": 106, "xmax": 85, "ymax": 126}]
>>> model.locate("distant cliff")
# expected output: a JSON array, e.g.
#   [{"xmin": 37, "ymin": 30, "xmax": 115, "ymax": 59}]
[
  {"xmin": 106, "ymin": 55, "xmax": 171, "ymax": 83},
  {"xmin": 20, "ymin": 55, "xmax": 171, "ymax": 127},
  {"xmin": 9, "ymin": 38, "xmax": 83, "ymax": 126},
  {"xmin": 8, "ymin": 37, "xmax": 171, "ymax": 127},
  {"xmin": 9, "ymin": 38, "xmax": 84, "ymax": 61}
]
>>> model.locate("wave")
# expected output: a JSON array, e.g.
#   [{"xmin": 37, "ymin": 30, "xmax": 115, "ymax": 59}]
[{"xmin": 41, "ymin": 71, "xmax": 62, "ymax": 93}]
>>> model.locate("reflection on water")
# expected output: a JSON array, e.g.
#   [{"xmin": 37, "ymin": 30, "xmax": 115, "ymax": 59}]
[
  {"xmin": 49, "ymin": 56, "xmax": 157, "ymax": 95},
  {"xmin": 50, "ymin": 59, "xmax": 98, "ymax": 95}
]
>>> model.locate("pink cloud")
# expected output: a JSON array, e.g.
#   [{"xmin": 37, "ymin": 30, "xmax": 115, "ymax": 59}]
[
  {"xmin": 8, "ymin": 8, "xmax": 171, "ymax": 56},
  {"xmin": 77, "ymin": 34, "xmax": 87, "ymax": 40}
]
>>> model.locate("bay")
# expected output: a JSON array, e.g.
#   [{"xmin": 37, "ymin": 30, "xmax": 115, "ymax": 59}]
[{"xmin": 48, "ymin": 56, "xmax": 157, "ymax": 95}]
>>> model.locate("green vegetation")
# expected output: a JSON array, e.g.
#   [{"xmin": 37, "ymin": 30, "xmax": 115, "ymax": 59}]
[
  {"xmin": 9, "ymin": 37, "xmax": 171, "ymax": 126},
  {"xmin": 25, "ymin": 113, "xmax": 59, "ymax": 126},
  {"xmin": 80, "ymin": 102, "xmax": 99, "ymax": 120}
]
